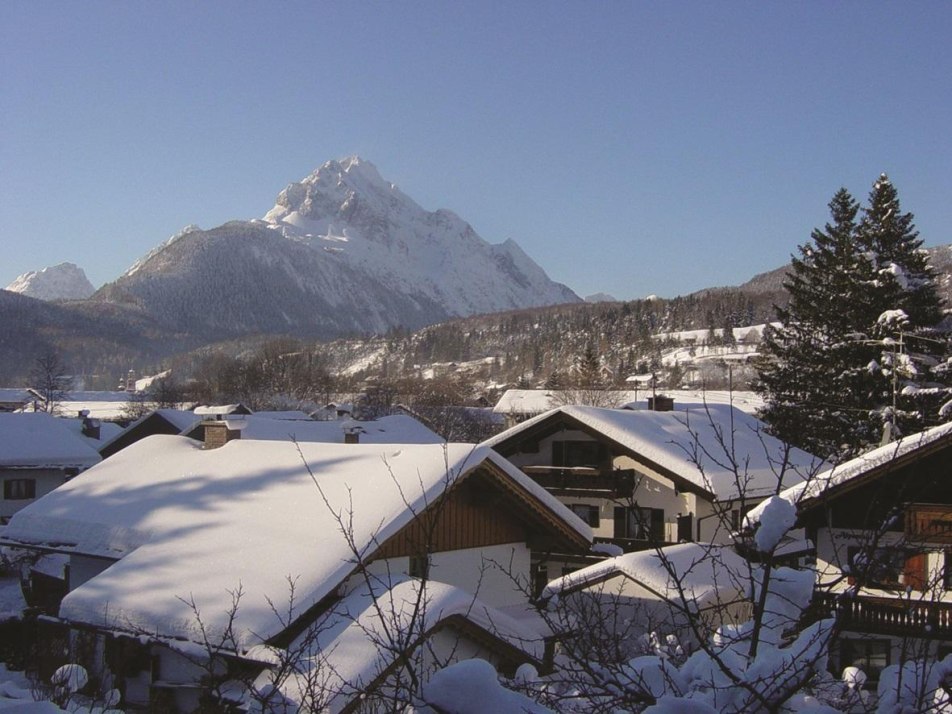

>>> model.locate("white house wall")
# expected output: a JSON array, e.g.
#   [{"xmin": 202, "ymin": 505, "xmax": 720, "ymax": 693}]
[
  {"xmin": 354, "ymin": 544, "xmax": 531, "ymax": 610},
  {"xmin": 0, "ymin": 468, "xmax": 69, "ymax": 520},
  {"xmin": 68, "ymin": 554, "xmax": 115, "ymax": 591},
  {"xmin": 814, "ymin": 527, "xmax": 952, "ymax": 603}
]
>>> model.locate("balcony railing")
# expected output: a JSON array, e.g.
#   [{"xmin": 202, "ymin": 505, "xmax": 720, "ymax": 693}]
[
  {"xmin": 905, "ymin": 503, "xmax": 952, "ymax": 543},
  {"xmin": 520, "ymin": 466, "xmax": 635, "ymax": 497},
  {"xmin": 806, "ymin": 591, "xmax": 952, "ymax": 638}
]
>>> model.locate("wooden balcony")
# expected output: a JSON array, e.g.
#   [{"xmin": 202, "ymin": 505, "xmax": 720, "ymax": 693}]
[
  {"xmin": 905, "ymin": 503, "xmax": 952, "ymax": 543},
  {"xmin": 806, "ymin": 591, "xmax": 952, "ymax": 639},
  {"xmin": 520, "ymin": 466, "xmax": 635, "ymax": 497}
]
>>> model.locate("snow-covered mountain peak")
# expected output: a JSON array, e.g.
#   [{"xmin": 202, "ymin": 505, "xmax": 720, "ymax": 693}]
[
  {"xmin": 6, "ymin": 262, "xmax": 95, "ymax": 301},
  {"xmin": 101, "ymin": 157, "xmax": 580, "ymax": 339}
]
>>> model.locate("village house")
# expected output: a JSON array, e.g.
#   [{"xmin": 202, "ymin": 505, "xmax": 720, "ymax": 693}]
[
  {"xmin": 748, "ymin": 421, "xmax": 952, "ymax": 685},
  {"xmin": 482, "ymin": 401, "xmax": 824, "ymax": 585},
  {"xmin": 0, "ymin": 412, "xmax": 101, "ymax": 524},
  {"xmin": 0, "ymin": 428, "xmax": 591, "ymax": 711},
  {"xmin": 542, "ymin": 542, "xmax": 753, "ymax": 653}
]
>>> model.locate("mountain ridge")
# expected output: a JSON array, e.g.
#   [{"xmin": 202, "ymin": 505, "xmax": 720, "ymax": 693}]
[{"xmin": 89, "ymin": 157, "xmax": 579, "ymax": 339}]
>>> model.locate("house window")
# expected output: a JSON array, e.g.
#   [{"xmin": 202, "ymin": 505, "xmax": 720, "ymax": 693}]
[
  {"xmin": 3, "ymin": 479, "xmax": 36, "ymax": 500},
  {"xmin": 839, "ymin": 638, "xmax": 889, "ymax": 683},
  {"xmin": 944, "ymin": 552, "xmax": 952, "ymax": 590},
  {"xmin": 614, "ymin": 506, "xmax": 665, "ymax": 541},
  {"xmin": 553, "ymin": 441, "xmax": 605, "ymax": 469},
  {"xmin": 409, "ymin": 554, "xmax": 430, "ymax": 579},
  {"xmin": 848, "ymin": 546, "xmax": 926, "ymax": 590},
  {"xmin": 569, "ymin": 504, "xmax": 600, "ymax": 527}
]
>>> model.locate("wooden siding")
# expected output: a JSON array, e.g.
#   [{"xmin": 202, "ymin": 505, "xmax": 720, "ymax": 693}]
[
  {"xmin": 374, "ymin": 475, "xmax": 527, "ymax": 559},
  {"xmin": 906, "ymin": 503, "xmax": 952, "ymax": 543}
]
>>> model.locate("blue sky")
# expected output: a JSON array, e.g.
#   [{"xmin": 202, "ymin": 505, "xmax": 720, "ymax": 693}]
[{"xmin": 2, "ymin": 2, "xmax": 950, "ymax": 300}]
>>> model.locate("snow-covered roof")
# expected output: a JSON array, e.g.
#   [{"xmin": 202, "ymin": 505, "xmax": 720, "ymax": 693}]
[
  {"xmin": 0, "ymin": 389, "xmax": 31, "ymax": 405},
  {"xmin": 492, "ymin": 389, "xmax": 560, "ymax": 415},
  {"xmin": 621, "ymin": 390, "xmax": 766, "ymax": 416},
  {"xmin": 232, "ymin": 413, "xmax": 444, "ymax": 444},
  {"xmin": 2, "ymin": 437, "xmax": 588, "ymax": 646},
  {"xmin": 544, "ymin": 542, "xmax": 750, "ymax": 608},
  {"xmin": 58, "ymin": 417, "xmax": 123, "ymax": 445},
  {"xmin": 484, "ymin": 405, "xmax": 824, "ymax": 500},
  {"xmin": 493, "ymin": 389, "xmax": 765, "ymax": 417},
  {"xmin": 250, "ymin": 410, "xmax": 313, "ymax": 421},
  {"xmin": 95, "ymin": 409, "xmax": 202, "ymax": 455},
  {"xmin": 0, "ymin": 413, "xmax": 101, "ymax": 469},
  {"xmin": 270, "ymin": 578, "xmax": 546, "ymax": 712},
  {"xmin": 746, "ymin": 420, "xmax": 952, "ymax": 525}
]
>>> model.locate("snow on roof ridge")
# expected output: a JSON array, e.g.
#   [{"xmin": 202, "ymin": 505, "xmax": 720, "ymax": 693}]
[
  {"xmin": 0, "ymin": 412, "xmax": 101, "ymax": 467},
  {"xmin": 485, "ymin": 404, "xmax": 822, "ymax": 500},
  {"xmin": 275, "ymin": 577, "xmax": 546, "ymax": 712},
  {"xmin": 543, "ymin": 541, "xmax": 749, "ymax": 604},
  {"xmin": 746, "ymin": 420, "xmax": 952, "ymax": 525}
]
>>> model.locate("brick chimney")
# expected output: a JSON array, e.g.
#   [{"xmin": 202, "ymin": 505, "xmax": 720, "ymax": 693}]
[
  {"xmin": 341, "ymin": 419, "xmax": 363, "ymax": 444},
  {"xmin": 195, "ymin": 405, "xmax": 247, "ymax": 449}
]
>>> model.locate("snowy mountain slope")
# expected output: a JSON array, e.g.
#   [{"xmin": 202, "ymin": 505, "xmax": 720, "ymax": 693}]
[
  {"xmin": 93, "ymin": 157, "xmax": 579, "ymax": 338},
  {"xmin": 6, "ymin": 262, "xmax": 95, "ymax": 301},
  {"xmin": 262, "ymin": 157, "xmax": 579, "ymax": 316}
]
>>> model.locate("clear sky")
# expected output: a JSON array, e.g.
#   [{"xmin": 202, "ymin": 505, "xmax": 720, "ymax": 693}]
[{"xmin": 2, "ymin": 2, "xmax": 950, "ymax": 301}]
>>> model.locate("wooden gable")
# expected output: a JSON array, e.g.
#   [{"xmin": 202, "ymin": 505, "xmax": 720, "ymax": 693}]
[
  {"xmin": 99, "ymin": 413, "xmax": 186, "ymax": 459},
  {"xmin": 800, "ymin": 434, "xmax": 952, "ymax": 534},
  {"xmin": 374, "ymin": 460, "xmax": 591, "ymax": 560}
]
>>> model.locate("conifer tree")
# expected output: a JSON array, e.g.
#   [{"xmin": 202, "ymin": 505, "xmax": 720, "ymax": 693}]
[
  {"xmin": 858, "ymin": 174, "xmax": 950, "ymax": 436},
  {"xmin": 757, "ymin": 188, "xmax": 881, "ymax": 459},
  {"xmin": 758, "ymin": 179, "xmax": 951, "ymax": 459}
]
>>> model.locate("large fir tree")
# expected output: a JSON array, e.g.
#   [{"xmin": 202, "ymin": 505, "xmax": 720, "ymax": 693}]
[
  {"xmin": 858, "ymin": 174, "xmax": 950, "ymax": 437},
  {"xmin": 757, "ymin": 189, "xmax": 881, "ymax": 459},
  {"xmin": 758, "ymin": 178, "xmax": 950, "ymax": 460}
]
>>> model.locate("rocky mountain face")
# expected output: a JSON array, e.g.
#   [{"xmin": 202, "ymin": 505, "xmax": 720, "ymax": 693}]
[
  {"xmin": 91, "ymin": 157, "xmax": 579, "ymax": 340},
  {"xmin": 6, "ymin": 262, "xmax": 95, "ymax": 301}
]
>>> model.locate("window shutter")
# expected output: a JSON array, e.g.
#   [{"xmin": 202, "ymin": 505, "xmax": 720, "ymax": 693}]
[
  {"xmin": 614, "ymin": 506, "xmax": 626, "ymax": 539},
  {"xmin": 651, "ymin": 508, "xmax": 665, "ymax": 543},
  {"xmin": 552, "ymin": 442, "xmax": 565, "ymax": 467},
  {"xmin": 903, "ymin": 552, "xmax": 928, "ymax": 591},
  {"xmin": 598, "ymin": 443, "xmax": 611, "ymax": 470}
]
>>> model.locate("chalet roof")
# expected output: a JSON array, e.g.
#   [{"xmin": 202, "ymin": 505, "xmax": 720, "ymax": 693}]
[
  {"xmin": 269, "ymin": 578, "xmax": 546, "ymax": 712},
  {"xmin": 59, "ymin": 417, "xmax": 124, "ymax": 444},
  {"xmin": 492, "ymin": 388, "xmax": 766, "ymax": 417},
  {"xmin": 0, "ymin": 413, "xmax": 101, "ymax": 469},
  {"xmin": 483, "ymin": 405, "xmax": 824, "ymax": 501},
  {"xmin": 543, "ymin": 542, "xmax": 750, "ymax": 608},
  {"xmin": 2, "ymin": 437, "xmax": 589, "ymax": 647},
  {"xmin": 746, "ymin": 420, "xmax": 952, "ymax": 524},
  {"xmin": 219, "ymin": 413, "xmax": 445, "ymax": 444}
]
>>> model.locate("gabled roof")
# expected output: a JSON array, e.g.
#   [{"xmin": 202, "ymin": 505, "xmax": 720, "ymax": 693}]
[
  {"xmin": 0, "ymin": 413, "xmax": 101, "ymax": 469},
  {"xmin": 2, "ymin": 437, "xmax": 589, "ymax": 647},
  {"xmin": 269, "ymin": 578, "xmax": 545, "ymax": 713},
  {"xmin": 59, "ymin": 417, "xmax": 124, "ymax": 445},
  {"xmin": 746, "ymin": 421, "xmax": 952, "ymax": 523},
  {"xmin": 484, "ymin": 405, "xmax": 824, "ymax": 501},
  {"xmin": 97, "ymin": 409, "xmax": 203, "ymax": 458}
]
